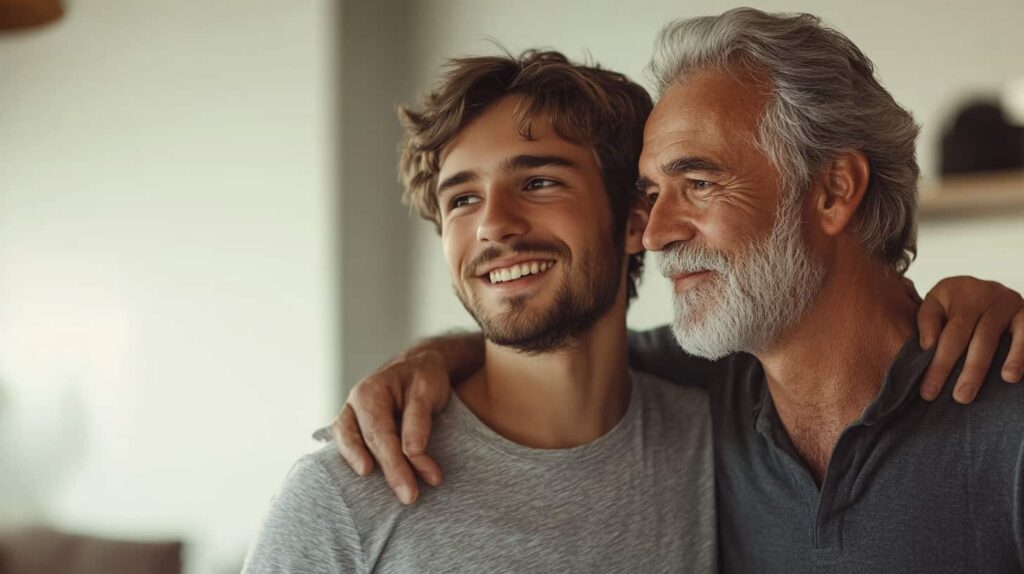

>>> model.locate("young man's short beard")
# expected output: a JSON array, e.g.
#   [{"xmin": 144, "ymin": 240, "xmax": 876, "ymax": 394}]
[{"xmin": 455, "ymin": 236, "xmax": 624, "ymax": 355}]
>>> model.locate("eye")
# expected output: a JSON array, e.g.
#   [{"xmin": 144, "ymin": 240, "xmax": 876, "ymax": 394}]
[
  {"xmin": 646, "ymin": 191, "xmax": 660, "ymax": 205},
  {"xmin": 449, "ymin": 194, "xmax": 480, "ymax": 210},
  {"xmin": 688, "ymin": 179, "xmax": 714, "ymax": 191},
  {"xmin": 524, "ymin": 177, "xmax": 559, "ymax": 191}
]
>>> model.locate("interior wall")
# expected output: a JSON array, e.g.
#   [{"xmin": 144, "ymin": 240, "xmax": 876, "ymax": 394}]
[
  {"xmin": 0, "ymin": 1, "xmax": 336, "ymax": 572},
  {"xmin": 401, "ymin": 0, "xmax": 1024, "ymax": 336},
  {"xmin": 338, "ymin": 1, "xmax": 416, "ymax": 389},
  {"xmin": 1, "ymin": 2, "xmax": 1021, "ymax": 572}
]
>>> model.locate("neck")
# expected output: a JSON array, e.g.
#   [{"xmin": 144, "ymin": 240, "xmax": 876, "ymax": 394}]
[
  {"xmin": 755, "ymin": 249, "xmax": 918, "ymax": 481},
  {"xmin": 457, "ymin": 297, "xmax": 631, "ymax": 449}
]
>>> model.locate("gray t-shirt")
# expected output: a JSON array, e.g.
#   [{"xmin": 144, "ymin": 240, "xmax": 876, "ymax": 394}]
[{"xmin": 243, "ymin": 371, "xmax": 715, "ymax": 573}]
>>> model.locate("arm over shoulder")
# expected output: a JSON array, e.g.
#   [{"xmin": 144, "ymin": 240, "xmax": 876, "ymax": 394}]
[
  {"xmin": 243, "ymin": 450, "xmax": 363, "ymax": 573},
  {"xmin": 628, "ymin": 325, "xmax": 728, "ymax": 389}
]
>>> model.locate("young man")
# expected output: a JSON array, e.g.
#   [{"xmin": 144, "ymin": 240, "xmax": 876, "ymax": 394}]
[
  {"xmin": 331, "ymin": 9, "xmax": 1024, "ymax": 573},
  {"xmin": 244, "ymin": 51, "xmax": 716, "ymax": 572}
]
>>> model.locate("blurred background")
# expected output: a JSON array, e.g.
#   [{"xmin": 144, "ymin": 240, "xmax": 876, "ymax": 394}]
[{"xmin": 1, "ymin": 0, "xmax": 1021, "ymax": 572}]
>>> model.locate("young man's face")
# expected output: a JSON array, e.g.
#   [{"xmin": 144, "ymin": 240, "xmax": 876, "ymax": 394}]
[{"xmin": 436, "ymin": 95, "xmax": 636, "ymax": 353}]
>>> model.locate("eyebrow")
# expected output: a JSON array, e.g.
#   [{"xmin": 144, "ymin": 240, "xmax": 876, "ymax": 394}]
[
  {"xmin": 636, "ymin": 156, "xmax": 725, "ymax": 192},
  {"xmin": 501, "ymin": 154, "xmax": 578, "ymax": 172},
  {"xmin": 437, "ymin": 171, "xmax": 478, "ymax": 196},
  {"xmin": 437, "ymin": 154, "xmax": 579, "ymax": 197}
]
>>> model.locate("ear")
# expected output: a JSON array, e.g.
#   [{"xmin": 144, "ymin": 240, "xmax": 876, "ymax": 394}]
[
  {"xmin": 624, "ymin": 198, "xmax": 649, "ymax": 256},
  {"xmin": 813, "ymin": 151, "xmax": 870, "ymax": 237}
]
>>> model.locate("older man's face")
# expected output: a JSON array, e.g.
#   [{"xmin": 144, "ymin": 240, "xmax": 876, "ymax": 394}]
[{"xmin": 638, "ymin": 68, "xmax": 825, "ymax": 358}]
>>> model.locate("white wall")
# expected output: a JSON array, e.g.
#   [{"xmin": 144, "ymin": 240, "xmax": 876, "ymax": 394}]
[
  {"xmin": 1, "ymin": 2, "xmax": 1021, "ymax": 572},
  {"xmin": 402, "ymin": 0, "xmax": 1024, "ymax": 336},
  {"xmin": 0, "ymin": 1, "xmax": 336, "ymax": 572}
]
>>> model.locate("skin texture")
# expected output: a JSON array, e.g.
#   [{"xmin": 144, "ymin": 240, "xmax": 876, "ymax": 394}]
[
  {"xmin": 437, "ymin": 95, "xmax": 641, "ymax": 452},
  {"xmin": 638, "ymin": 68, "xmax": 826, "ymax": 358},
  {"xmin": 640, "ymin": 68, "xmax": 922, "ymax": 481},
  {"xmin": 332, "ymin": 75, "xmax": 1024, "ymax": 504},
  {"xmin": 335, "ymin": 95, "xmax": 651, "ymax": 504},
  {"xmin": 639, "ymin": 69, "xmax": 780, "ymax": 260},
  {"xmin": 439, "ymin": 96, "xmax": 624, "ymax": 357}
]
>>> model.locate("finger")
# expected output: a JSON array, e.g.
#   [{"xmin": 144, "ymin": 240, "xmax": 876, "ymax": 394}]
[
  {"xmin": 400, "ymin": 379, "xmax": 445, "ymax": 486},
  {"xmin": 917, "ymin": 297, "xmax": 947, "ymax": 350},
  {"xmin": 401, "ymin": 395, "xmax": 433, "ymax": 456},
  {"xmin": 1003, "ymin": 311, "xmax": 1024, "ymax": 383},
  {"xmin": 401, "ymin": 373, "xmax": 446, "ymax": 456},
  {"xmin": 407, "ymin": 453, "xmax": 444, "ymax": 487},
  {"xmin": 952, "ymin": 304, "xmax": 1013, "ymax": 404},
  {"xmin": 332, "ymin": 404, "xmax": 374, "ymax": 476},
  {"xmin": 920, "ymin": 317, "xmax": 975, "ymax": 402},
  {"xmin": 356, "ymin": 403, "xmax": 420, "ymax": 505},
  {"xmin": 346, "ymin": 374, "xmax": 423, "ymax": 504}
]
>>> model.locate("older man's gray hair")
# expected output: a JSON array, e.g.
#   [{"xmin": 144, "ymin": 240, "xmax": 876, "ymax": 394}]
[{"xmin": 649, "ymin": 7, "xmax": 920, "ymax": 274}]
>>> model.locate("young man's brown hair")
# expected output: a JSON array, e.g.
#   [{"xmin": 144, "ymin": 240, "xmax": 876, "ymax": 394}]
[{"xmin": 398, "ymin": 49, "xmax": 652, "ymax": 300}]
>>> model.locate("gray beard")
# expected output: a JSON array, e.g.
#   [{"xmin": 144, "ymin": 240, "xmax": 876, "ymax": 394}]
[{"xmin": 656, "ymin": 193, "xmax": 826, "ymax": 360}]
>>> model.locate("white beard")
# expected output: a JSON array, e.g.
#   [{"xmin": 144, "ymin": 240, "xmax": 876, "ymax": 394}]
[{"xmin": 656, "ymin": 194, "xmax": 826, "ymax": 359}]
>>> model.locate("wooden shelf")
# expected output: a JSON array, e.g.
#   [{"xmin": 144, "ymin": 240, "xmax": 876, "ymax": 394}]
[{"xmin": 919, "ymin": 169, "xmax": 1024, "ymax": 220}]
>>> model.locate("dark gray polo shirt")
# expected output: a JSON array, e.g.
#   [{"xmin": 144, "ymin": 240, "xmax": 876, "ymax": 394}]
[{"xmin": 630, "ymin": 326, "xmax": 1024, "ymax": 573}]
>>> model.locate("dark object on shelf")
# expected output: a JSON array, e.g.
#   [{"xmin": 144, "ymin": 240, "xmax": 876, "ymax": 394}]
[
  {"xmin": 0, "ymin": 0, "xmax": 63, "ymax": 31},
  {"xmin": 0, "ymin": 526, "xmax": 182, "ymax": 574},
  {"xmin": 940, "ymin": 101, "xmax": 1024, "ymax": 176}
]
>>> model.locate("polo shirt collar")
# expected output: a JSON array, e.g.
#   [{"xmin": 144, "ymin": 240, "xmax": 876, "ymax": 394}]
[
  {"xmin": 753, "ymin": 330, "xmax": 936, "ymax": 437},
  {"xmin": 859, "ymin": 331, "xmax": 935, "ymax": 426}
]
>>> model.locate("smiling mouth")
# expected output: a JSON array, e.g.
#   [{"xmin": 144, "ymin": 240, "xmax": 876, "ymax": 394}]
[
  {"xmin": 486, "ymin": 260, "xmax": 556, "ymax": 284},
  {"xmin": 672, "ymin": 270, "xmax": 713, "ymax": 292}
]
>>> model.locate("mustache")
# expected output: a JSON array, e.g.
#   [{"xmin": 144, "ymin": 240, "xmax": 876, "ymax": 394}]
[
  {"xmin": 656, "ymin": 241, "xmax": 731, "ymax": 277},
  {"xmin": 465, "ymin": 238, "xmax": 571, "ymax": 279}
]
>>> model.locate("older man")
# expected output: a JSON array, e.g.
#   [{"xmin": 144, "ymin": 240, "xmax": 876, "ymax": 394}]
[
  {"xmin": 629, "ymin": 9, "xmax": 1024, "ymax": 571},
  {"xmin": 331, "ymin": 8, "xmax": 1024, "ymax": 572}
]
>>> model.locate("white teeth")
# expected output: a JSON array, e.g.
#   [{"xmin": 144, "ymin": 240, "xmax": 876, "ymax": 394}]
[{"xmin": 488, "ymin": 260, "xmax": 554, "ymax": 283}]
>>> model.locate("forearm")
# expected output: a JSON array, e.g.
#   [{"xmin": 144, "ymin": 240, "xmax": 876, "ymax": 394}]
[
  {"xmin": 397, "ymin": 330, "xmax": 485, "ymax": 384},
  {"xmin": 628, "ymin": 325, "xmax": 726, "ymax": 390}
]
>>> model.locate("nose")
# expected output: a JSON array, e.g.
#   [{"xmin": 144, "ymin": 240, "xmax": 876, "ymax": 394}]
[
  {"xmin": 642, "ymin": 192, "xmax": 697, "ymax": 252},
  {"xmin": 476, "ymin": 187, "xmax": 530, "ymax": 243}
]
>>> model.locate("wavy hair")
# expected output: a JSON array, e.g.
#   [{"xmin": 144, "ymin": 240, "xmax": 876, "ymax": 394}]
[
  {"xmin": 399, "ymin": 50, "xmax": 653, "ymax": 299},
  {"xmin": 649, "ymin": 8, "xmax": 920, "ymax": 273}
]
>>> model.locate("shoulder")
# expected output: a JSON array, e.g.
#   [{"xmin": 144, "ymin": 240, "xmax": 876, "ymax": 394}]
[
  {"xmin": 953, "ymin": 335, "xmax": 1024, "ymax": 409},
  {"xmin": 302, "ymin": 443, "xmax": 410, "ymax": 526},
  {"xmin": 953, "ymin": 335, "xmax": 1024, "ymax": 425},
  {"xmin": 627, "ymin": 325, "xmax": 746, "ymax": 388},
  {"xmin": 632, "ymin": 369, "xmax": 711, "ymax": 430},
  {"xmin": 263, "ymin": 446, "xmax": 352, "ymax": 520},
  {"xmin": 919, "ymin": 335, "xmax": 1024, "ymax": 450},
  {"xmin": 631, "ymin": 370, "xmax": 714, "ymax": 475},
  {"xmin": 243, "ymin": 446, "xmax": 365, "ymax": 573}
]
